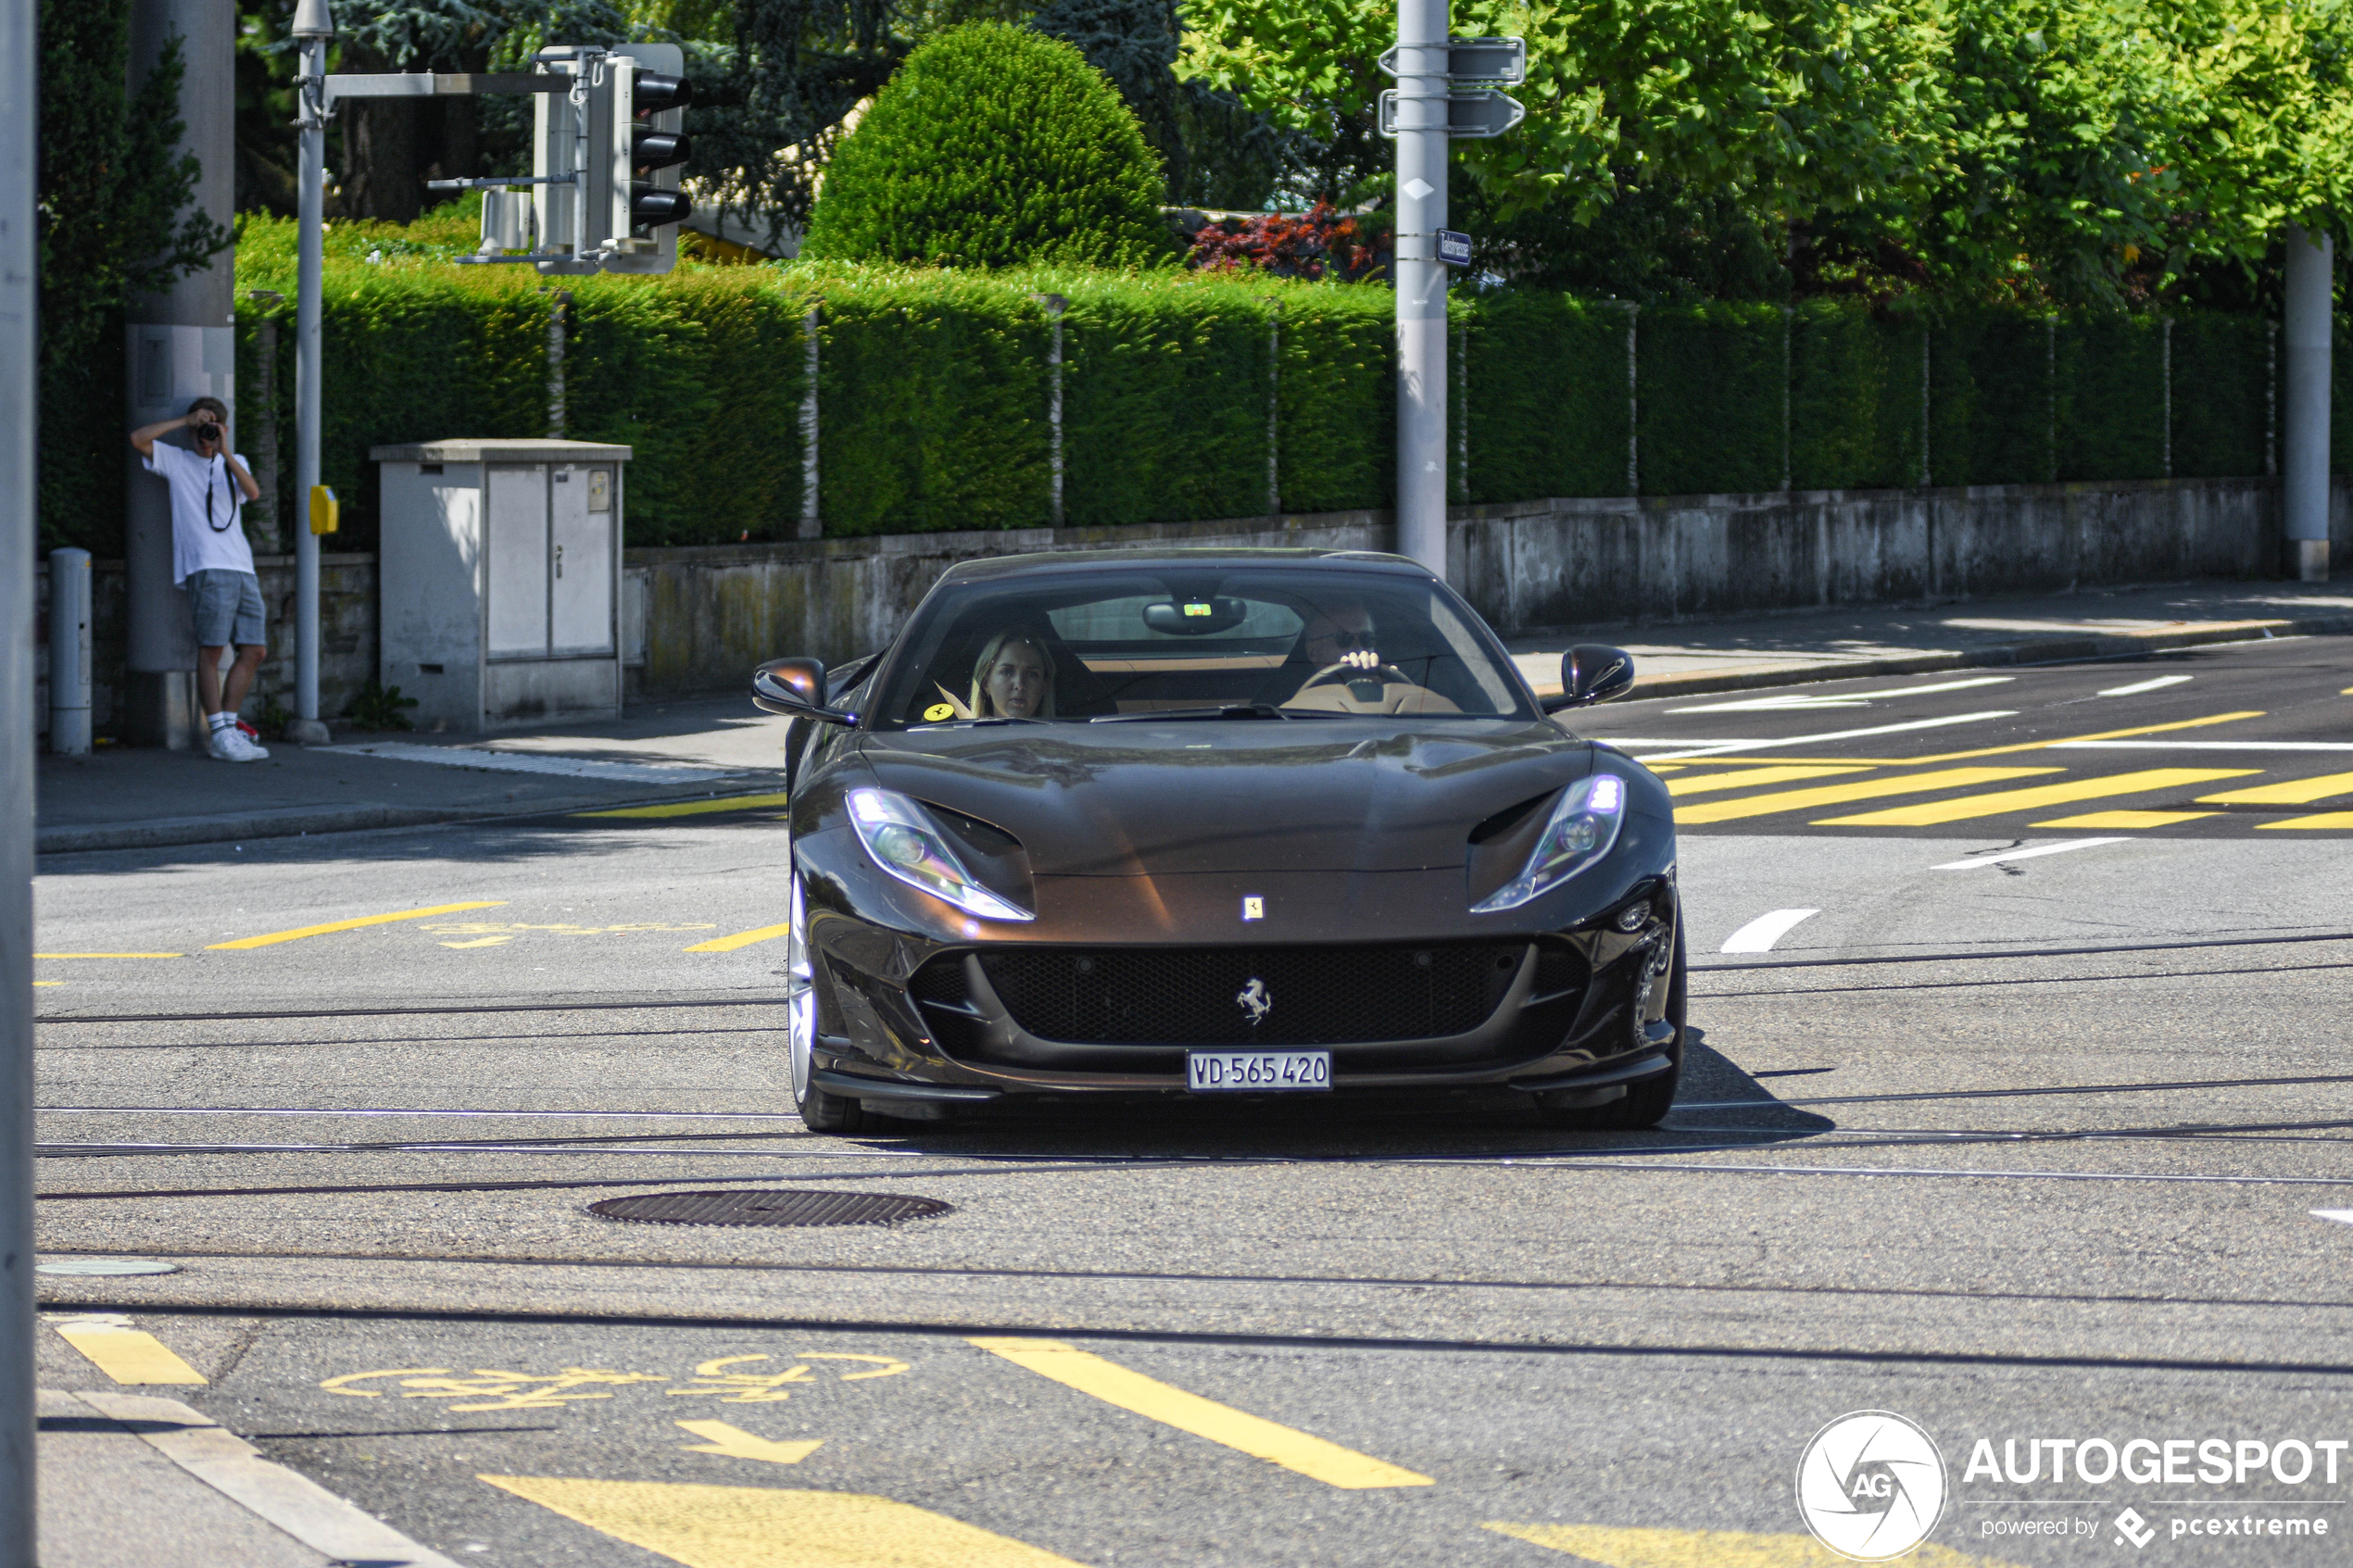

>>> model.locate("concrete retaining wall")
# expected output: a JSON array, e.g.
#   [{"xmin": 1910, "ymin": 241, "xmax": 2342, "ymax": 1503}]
[
  {"xmin": 42, "ymin": 474, "xmax": 2352, "ymax": 734},
  {"xmin": 622, "ymin": 475, "xmax": 2343, "ymax": 701}
]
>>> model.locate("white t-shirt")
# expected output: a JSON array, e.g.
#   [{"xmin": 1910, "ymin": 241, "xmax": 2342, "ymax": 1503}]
[{"xmin": 144, "ymin": 441, "xmax": 258, "ymax": 583}]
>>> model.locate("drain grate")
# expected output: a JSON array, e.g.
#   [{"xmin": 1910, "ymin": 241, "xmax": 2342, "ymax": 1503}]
[{"xmin": 587, "ymin": 1188, "xmax": 951, "ymax": 1228}]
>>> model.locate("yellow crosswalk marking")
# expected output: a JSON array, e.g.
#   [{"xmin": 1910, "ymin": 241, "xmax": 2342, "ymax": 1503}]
[
  {"xmin": 2196, "ymin": 771, "xmax": 2353, "ymax": 805},
  {"xmin": 576, "ymin": 793, "xmax": 794, "ymax": 820},
  {"xmin": 207, "ymin": 901, "xmax": 506, "ymax": 950},
  {"xmin": 2032, "ymin": 810, "xmax": 2217, "ymax": 828},
  {"xmin": 1665, "ymin": 765, "xmax": 1873, "ymax": 797},
  {"xmin": 675, "ymin": 1421, "xmax": 824, "ymax": 1466},
  {"xmin": 1482, "ymin": 1522, "xmax": 2022, "ymax": 1567},
  {"xmin": 2259, "ymin": 811, "xmax": 2353, "ymax": 829},
  {"xmin": 1673, "ymin": 768, "xmax": 2057, "ymax": 825},
  {"xmin": 481, "ymin": 1475, "xmax": 1088, "ymax": 1567},
  {"xmin": 1816, "ymin": 768, "xmax": 2256, "ymax": 826},
  {"xmin": 51, "ymin": 1318, "xmax": 207, "ymax": 1385},
  {"xmin": 968, "ymin": 1337, "xmax": 1430, "ymax": 1489},
  {"xmin": 685, "ymin": 924, "xmax": 793, "ymax": 953}
]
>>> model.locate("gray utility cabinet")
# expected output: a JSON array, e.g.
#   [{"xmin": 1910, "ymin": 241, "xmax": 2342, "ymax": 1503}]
[{"xmin": 371, "ymin": 439, "xmax": 634, "ymax": 732}]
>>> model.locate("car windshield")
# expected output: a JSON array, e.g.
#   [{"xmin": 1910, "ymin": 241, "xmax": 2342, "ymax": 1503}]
[{"xmin": 871, "ymin": 566, "xmax": 1534, "ymax": 728}]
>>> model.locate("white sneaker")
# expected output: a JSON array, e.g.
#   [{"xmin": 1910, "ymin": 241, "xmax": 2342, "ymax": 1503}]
[{"xmin": 208, "ymin": 722, "xmax": 265, "ymax": 762}]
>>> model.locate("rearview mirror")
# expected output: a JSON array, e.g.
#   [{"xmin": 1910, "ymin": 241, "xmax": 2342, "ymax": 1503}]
[
  {"xmin": 1549, "ymin": 645, "xmax": 1636, "ymax": 710},
  {"xmin": 752, "ymin": 657, "xmax": 854, "ymax": 723},
  {"xmin": 1142, "ymin": 597, "xmax": 1248, "ymax": 635}
]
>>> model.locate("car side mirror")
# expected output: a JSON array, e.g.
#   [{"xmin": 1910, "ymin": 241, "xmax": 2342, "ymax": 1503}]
[
  {"xmin": 1548, "ymin": 645, "xmax": 1636, "ymax": 711},
  {"xmin": 752, "ymin": 657, "xmax": 855, "ymax": 723}
]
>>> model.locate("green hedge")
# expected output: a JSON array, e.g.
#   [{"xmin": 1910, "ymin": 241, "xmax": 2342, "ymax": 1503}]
[
  {"xmin": 2056, "ymin": 312, "xmax": 2166, "ymax": 482},
  {"xmin": 1927, "ymin": 309, "xmax": 2053, "ymax": 486},
  {"xmin": 1790, "ymin": 300, "xmax": 1924, "ymax": 491},
  {"xmin": 1637, "ymin": 302, "xmax": 1786, "ymax": 495},
  {"xmin": 1461, "ymin": 294, "xmax": 1630, "ymax": 501},
  {"xmin": 2172, "ymin": 313, "xmax": 2271, "ymax": 479},
  {"xmin": 50, "ymin": 212, "xmax": 2294, "ymax": 565},
  {"xmin": 1059, "ymin": 275, "xmax": 1275, "ymax": 527}
]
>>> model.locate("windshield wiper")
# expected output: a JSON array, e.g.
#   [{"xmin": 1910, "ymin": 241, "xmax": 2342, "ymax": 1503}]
[{"xmin": 1091, "ymin": 703, "xmax": 1341, "ymax": 723}]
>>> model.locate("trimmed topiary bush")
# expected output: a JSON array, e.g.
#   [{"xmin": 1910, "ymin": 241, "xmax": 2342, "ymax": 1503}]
[{"xmin": 799, "ymin": 22, "xmax": 1178, "ymax": 270}]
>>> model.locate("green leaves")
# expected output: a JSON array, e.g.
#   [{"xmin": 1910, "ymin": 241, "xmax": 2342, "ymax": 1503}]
[{"xmin": 1178, "ymin": 0, "xmax": 2353, "ymax": 303}]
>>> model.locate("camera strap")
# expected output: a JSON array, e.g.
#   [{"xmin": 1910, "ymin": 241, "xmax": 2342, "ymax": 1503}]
[{"xmin": 205, "ymin": 453, "xmax": 231, "ymax": 532}]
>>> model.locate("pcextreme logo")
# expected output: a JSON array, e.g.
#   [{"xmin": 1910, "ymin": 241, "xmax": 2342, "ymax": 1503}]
[{"xmin": 1795, "ymin": 1410, "xmax": 1948, "ymax": 1562}]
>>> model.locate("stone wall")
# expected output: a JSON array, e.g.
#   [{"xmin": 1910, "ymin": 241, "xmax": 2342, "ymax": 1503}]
[{"xmin": 40, "ymin": 475, "xmax": 2351, "ymax": 735}]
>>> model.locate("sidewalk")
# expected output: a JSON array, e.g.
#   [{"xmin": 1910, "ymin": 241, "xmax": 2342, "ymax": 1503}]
[
  {"xmin": 38, "ymin": 580, "xmax": 2353, "ymax": 856},
  {"xmin": 1504, "ymin": 579, "xmax": 2353, "ymax": 698},
  {"xmin": 39, "ymin": 1386, "xmax": 460, "ymax": 1567},
  {"xmin": 37, "ymin": 696, "xmax": 789, "ymax": 856}
]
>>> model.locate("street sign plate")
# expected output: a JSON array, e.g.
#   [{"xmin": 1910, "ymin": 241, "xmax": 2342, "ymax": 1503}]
[
  {"xmin": 1377, "ymin": 37, "xmax": 1527, "ymax": 85},
  {"xmin": 1437, "ymin": 231, "xmax": 1472, "ymax": 266},
  {"xmin": 1377, "ymin": 89, "xmax": 1526, "ymax": 139}
]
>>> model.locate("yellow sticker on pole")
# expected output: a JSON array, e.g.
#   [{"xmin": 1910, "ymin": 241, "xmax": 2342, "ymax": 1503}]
[{"xmin": 308, "ymin": 483, "xmax": 339, "ymax": 535}]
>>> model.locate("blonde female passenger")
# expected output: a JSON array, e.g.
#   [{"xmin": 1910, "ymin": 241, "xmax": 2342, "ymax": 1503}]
[{"xmin": 932, "ymin": 630, "xmax": 1056, "ymax": 721}]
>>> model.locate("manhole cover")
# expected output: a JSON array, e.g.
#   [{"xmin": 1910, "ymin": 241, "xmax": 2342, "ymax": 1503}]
[{"xmin": 587, "ymin": 1189, "xmax": 951, "ymax": 1228}]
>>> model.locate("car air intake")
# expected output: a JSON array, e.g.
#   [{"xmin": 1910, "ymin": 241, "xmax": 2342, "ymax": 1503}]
[{"xmin": 976, "ymin": 943, "xmax": 1526, "ymax": 1047}]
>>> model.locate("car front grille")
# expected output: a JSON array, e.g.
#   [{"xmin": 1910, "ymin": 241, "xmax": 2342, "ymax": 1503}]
[{"xmin": 966, "ymin": 942, "xmax": 1528, "ymax": 1047}]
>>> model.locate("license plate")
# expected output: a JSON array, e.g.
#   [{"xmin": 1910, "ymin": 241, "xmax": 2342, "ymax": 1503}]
[{"xmin": 1186, "ymin": 1050, "xmax": 1331, "ymax": 1092}]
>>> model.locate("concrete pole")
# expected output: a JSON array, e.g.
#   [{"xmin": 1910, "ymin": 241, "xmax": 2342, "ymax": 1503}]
[
  {"xmin": 288, "ymin": 0, "xmax": 333, "ymax": 745},
  {"xmin": 1393, "ymin": 0, "xmax": 1449, "ymax": 579},
  {"xmin": 47, "ymin": 551, "xmax": 94, "ymax": 756},
  {"xmin": 124, "ymin": 0, "xmax": 238, "ymax": 748},
  {"xmin": 0, "ymin": 0, "xmax": 37, "ymax": 1554},
  {"xmin": 2283, "ymin": 223, "xmax": 2334, "ymax": 582}
]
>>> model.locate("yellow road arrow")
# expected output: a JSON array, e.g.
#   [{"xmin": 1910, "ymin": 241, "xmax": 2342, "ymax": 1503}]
[{"xmin": 674, "ymin": 1420, "xmax": 824, "ymax": 1466}]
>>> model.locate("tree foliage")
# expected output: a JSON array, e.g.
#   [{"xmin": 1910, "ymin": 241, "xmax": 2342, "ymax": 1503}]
[
  {"xmin": 1180, "ymin": 0, "xmax": 2353, "ymax": 304},
  {"xmin": 37, "ymin": 0, "xmax": 231, "ymax": 550},
  {"xmin": 800, "ymin": 22, "xmax": 1178, "ymax": 267}
]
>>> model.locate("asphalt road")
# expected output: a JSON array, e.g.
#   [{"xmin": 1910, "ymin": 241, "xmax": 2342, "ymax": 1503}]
[{"xmin": 29, "ymin": 633, "xmax": 2353, "ymax": 1566}]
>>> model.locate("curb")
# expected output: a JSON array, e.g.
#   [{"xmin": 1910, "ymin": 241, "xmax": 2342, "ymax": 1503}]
[
  {"xmin": 36, "ymin": 779, "xmax": 786, "ymax": 857},
  {"xmin": 1622, "ymin": 612, "xmax": 2353, "ymax": 702}
]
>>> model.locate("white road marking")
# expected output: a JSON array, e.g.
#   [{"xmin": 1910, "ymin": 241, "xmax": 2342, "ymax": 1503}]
[
  {"xmin": 1719, "ymin": 909, "xmax": 1820, "ymax": 953},
  {"xmin": 1640, "ymin": 711, "xmax": 2018, "ymax": 763},
  {"xmin": 2310, "ymin": 1210, "xmax": 2353, "ymax": 1226},
  {"xmin": 2099, "ymin": 674, "xmax": 2196, "ymax": 696},
  {"xmin": 320, "ymin": 741, "xmax": 740, "ymax": 784},
  {"xmin": 1930, "ymin": 838, "xmax": 2131, "ymax": 872},
  {"xmin": 2055, "ymin": 739, "xmax": 2353, "ymax": 752},
  {"xmin": 1669, "ymin": 675, "xmax": 2014, "ymax": 714}
]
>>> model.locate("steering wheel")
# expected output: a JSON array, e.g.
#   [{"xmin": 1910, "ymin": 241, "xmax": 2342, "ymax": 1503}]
[{"xmin": 1294, "ymin": 659, "xmax": 1413, "ymax": 695}]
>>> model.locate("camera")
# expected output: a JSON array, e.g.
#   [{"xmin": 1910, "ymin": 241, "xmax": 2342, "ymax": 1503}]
[{"xmin": 193, "ymin": 421, "xmax": 221, "ymax": 444}]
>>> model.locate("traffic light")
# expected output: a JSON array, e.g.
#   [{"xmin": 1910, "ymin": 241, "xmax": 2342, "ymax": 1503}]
[
  {"xmin": 529, "ymin": 45, "xmax": 693, "ymax": 274},
  {"xmin": 601, "ymin": 45, "xmax": 693, "ymax": 275}
]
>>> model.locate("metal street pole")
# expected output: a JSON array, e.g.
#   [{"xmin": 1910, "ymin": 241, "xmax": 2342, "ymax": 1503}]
[
  {"xmin": 287, "ymin": 0, "xmax": 333, "ymax": 744},
  {"xmin": 0, "ymin": 0, "xmax": 37, "ymax": 1549},
  {"xmin": 1392, "ymin": 0, "xmax": 1451, "ymax": 579},
  {"xmin": 2283, "ymin": 222, "xmax": 2334, "ymax": 583}
]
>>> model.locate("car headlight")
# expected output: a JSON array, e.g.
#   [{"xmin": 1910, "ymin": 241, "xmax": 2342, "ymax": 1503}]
[
  {"xmin": 1470, "ymin": 772, "xmax": 1627, "ymax": 914},
  {"xmin": 846, "ymin": 787, "xmax": 1033, "ymax": 922}
]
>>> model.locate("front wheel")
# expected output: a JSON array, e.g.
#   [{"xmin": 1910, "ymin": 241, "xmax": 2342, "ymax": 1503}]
[
  {"xmin": 1538, "ymin": 922, "xmax": 1686, "ymax": 1130},
  {"xmin": 786, "ymin": 872, "xmax": 864, "ymax": 1134}
]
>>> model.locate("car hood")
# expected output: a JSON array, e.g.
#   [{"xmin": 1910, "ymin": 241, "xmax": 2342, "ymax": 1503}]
[{"xmin": 857, "ymin": 719, "xmax": 1594, "ymax": 875}]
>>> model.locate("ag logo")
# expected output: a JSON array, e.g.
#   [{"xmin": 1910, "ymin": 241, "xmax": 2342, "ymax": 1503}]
[{"xmin": 1794, "ymin": 1411, "xmax": 1945, "ymax": 1562}]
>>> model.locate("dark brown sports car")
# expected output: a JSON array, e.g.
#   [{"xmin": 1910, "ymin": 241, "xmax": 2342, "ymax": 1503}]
[{"xmin": 754, "ymin": 548, "xmax": 1682, "ymax": 1132}]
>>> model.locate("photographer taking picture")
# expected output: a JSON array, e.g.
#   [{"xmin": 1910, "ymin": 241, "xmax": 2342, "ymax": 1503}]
[{"xmin": 130, "ymin": 396, "xmax": 270, "ymax": 761}]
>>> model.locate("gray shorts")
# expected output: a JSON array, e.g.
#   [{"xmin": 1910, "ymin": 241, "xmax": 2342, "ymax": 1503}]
[{"xmin": 184, "ymin": 569, "xmax": 266, "ymax": 647}]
